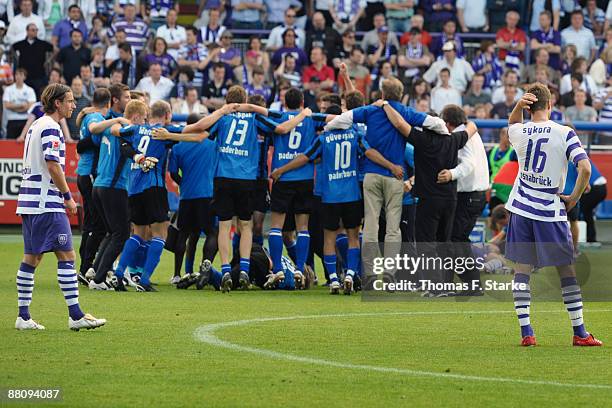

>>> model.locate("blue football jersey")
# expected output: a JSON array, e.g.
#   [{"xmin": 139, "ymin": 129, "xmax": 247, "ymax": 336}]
[
  {"xmin": 168, "ymin": 139, "xmax": 217, "ymax": 200},
  {"xmin": 269, "ymin": 110, "xmax": 327, "ymax": 181},
  {"xmin": 353, "ymin": 123, "xmax": 367, "ymax": 182},
  {"xmin": 305, "ymin": 128, "xmax": 370, "ymax": 204},
  {"xmin": 76, "ymin": 112, "xmax": 103, "ymax": 176},
  {"xmin": 121, "ymin": 123, "xmax": 175, "ymax": 196},
  {"xmin": 208, "ymin": 112, "xmax": 279, "ymax": 180},
  {"xmin": 94, "ymin": 127, "xmax": 130, "ymax": 190}
]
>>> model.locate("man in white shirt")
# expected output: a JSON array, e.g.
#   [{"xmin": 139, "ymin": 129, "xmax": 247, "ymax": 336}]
[
  {"xmin": 430, "ymin": 68, "xmax": 462, "ymax": 114},
  {"xmin": 423, "ymin": 41, "xmax": 474, "ymax": 93},
  {"xmin": 155, "ymin": 9, "xmax": 186, "ymax": 61},
  {"xmin": 491, "ymin": 70, "xmax": 523, "ymax": 105},
  {"xmin": 266, "ymin": 8, "xmax": 305, "ymax": 51},
  {"xmin": 561, "ymin": 10, "xmax": 597, "ymax": 63},
  {"xmin": 456, "ymin": 0, "xmax": 488, "ymax": 32},
  {"xmin": 437, "ymin": 104, "xmax": 489, "ymax": 294},
  {"xmin": 135, "ymin": 63, "xmax": 174, "ymax": 103},
  {"xmin": 5, "ymin": 0, "xmax": 45, "ymax": 46},
  {"xmin": 3, "ymin": 68, "xmax": 36, "ymax": 138}
]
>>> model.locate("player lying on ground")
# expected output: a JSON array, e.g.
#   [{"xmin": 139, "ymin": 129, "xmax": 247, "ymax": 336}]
[
  {"xmin": 15, "ymin": 83, "xmax": 105, "ymax": 331},
  {"xmin": 152, "ymin": 86, "xmax": 310, "ymax": 292},
  {"xmin": 505, "ymin": 86, "xmax": 602, "ymax": 347},
  {"xmin": 271, "ymin": 103, "xmax": 404, "ymax": 295}
]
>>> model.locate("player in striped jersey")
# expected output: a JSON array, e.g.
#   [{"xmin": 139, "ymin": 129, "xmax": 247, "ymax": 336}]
[
  {"xmin": 506, "ymin": 84, "xmax": 602, "ymax": 347},
  {"xmin": 15, "ymin": 84, "xmax": 106, "ymax": 331}
]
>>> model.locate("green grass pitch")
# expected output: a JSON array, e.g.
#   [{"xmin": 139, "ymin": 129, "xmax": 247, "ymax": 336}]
[{"xmin": 1, "ymin": 236, "xmax": 611, "ymax": 407}]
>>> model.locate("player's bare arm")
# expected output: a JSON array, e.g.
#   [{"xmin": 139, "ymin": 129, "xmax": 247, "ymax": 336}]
[
  {"xmin": 90, "ymin": 117, "xmax": 129, "ymax": 135},
  {"xmin": 364, "ymin": 147, "xmax": 404, "ymax": 180},
  {"xmin": 275, "ymin": 108, "xmax": 312, "ymax": 134},
  {"xmin": 152, "ymin": 128, "xmax": 210, "ymax": 142},
  {"xmin": 561, "ymin": 158, "xmax": 592, "ymax": 211},
  {"xmin": 235, "ymin": 103, "xmax": 269, "ymax": 116},
  {"xmin": 182, "ymin": 103, "xmax": 238, "ymax": 133},
  {"xmin": 508, "ymin": 93, "xmax": 537, "ymax": 125},
  {"xmin": 46, "ymin": 161, "xmax": 77, "ymax": 215},
  {"xmin": 75, "ymin": 106, "xmax": 98, "ymax": 128},
  {"xmin": 270, "ymin": 154, "xmax": 309, "ymax": 182}
]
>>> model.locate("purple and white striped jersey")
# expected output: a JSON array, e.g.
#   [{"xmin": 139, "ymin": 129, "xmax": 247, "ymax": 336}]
[
  {"xmin": 506, "ymin": 120, "xmax": 588, "ymax": 222},
  {"xmin": 17, "ymin": 116, "xmax": 66, "ymax": 215},
  {"xmin": 109, "ymin": 17, "xmax": 150, "ymax": 54}
]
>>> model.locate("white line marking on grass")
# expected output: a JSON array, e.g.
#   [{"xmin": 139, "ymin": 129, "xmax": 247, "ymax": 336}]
[{"xmin": 194, "ymin": 310, "xmax": 612, "ymax": 390}]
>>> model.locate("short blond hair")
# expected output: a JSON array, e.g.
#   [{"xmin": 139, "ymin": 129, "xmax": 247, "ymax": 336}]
[
  {"xmin": 381, "ymin": 77, "xmax": 404, "ymax": 102},
  {"xmin": 124, "ymin": 99, "xmax": 148, "ymax": 120}
]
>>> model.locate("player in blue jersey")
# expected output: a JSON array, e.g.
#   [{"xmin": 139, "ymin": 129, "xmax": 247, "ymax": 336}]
[
  {"xmin": 87, "ymin": 83, "xmax": 133, "ymax": 290},
  {"xmin": 266, "ymin": 87, "xmax": 329, "ymax": 289},
  {"xmin": 505, "ymin": 86, "xmax": 602, "ymax": 347},
  {"xmin": 74, "ymin": 88, "xmax": 117, "ymax": 284},
  {"xmin": 271, "ymin": 102, "xmax": 404, "ymax": 295},
  {"xmin": 15, "ymin": 83, "xmax": 105, "ymax": 331},
  {"xmin": 100, "ymin": 100, "xmax": 176, "ymax": 292},
  {"xmin": 153, "ymin": 85, "xmax": 309, "ymax": 292},
  {"xmin": 169, "ymin": 112, "xmax": 219, "ymax": 286}
]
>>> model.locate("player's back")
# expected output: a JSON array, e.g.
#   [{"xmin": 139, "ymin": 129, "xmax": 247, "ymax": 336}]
[
  {"xmin": 269, "ymin": 110, "xmax": 326, "ymax": 181},
  {"xmin": 506, "ymin": 120, "xmax": 587, "ymax": 222},
  {"xmin": 94, "ymin": 126, "xmax": 130, "ymax": 190},
  {"xmin": 124, "ymin": 123, "xmax": 173, "ymax": 196},
  {"xmin": 76, "ymin": 112, "xmax": 103, "ymax": 176},
  {"xmin": 317, "ymin": 128, "xmax": 367, "ymax": 204},
  {"xmin": 170, "ymin": 138, "xmax": 217, "ymax": 199},
  {"xmin": 209, "ymin": 112, "xmax": 278, "ymax": 180},
  {"xmin": 17, "ymin": 115, "xmax": 66, "ymax": 214}
]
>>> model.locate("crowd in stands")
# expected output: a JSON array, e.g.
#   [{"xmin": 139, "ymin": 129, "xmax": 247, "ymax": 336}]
[{"xmin": 0, "ymin": 0, "xmax": 612, "ymax": 144}]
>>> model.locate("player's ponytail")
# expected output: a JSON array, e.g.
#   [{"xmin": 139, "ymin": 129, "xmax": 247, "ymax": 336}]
[{"xmin": 41, "ymin": 83, "xmax": 72, "ymax": 114}]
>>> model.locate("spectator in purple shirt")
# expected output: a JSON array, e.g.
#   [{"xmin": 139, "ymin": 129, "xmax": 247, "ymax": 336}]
[
  {"xmin": 271, "ymin": 28, "xmax": 308, "ymax": 71},
  {"xmin": 530, "ymin": 10, "xmax": 562, "ymax": 70},
  {"xmin": 143, "ymin": 37, "xmax": 178, "ymax": 79},
  {"xmin": 218, "ymin": 30, "xmax": 242, "ymax": 67},
  {"xmin": 51, "ymin": 5, "xmax": 88, "ymax": 50},
  {"xmin": 423, "ymin": 0, "xmax": 456, "ymax": 32}
]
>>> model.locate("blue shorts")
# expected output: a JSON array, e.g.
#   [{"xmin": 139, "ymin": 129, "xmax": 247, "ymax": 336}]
[
  {"xmin": 505, "ymin": 213, "xmax": 574, "ymax": 268},
  {"xmin": 22, "ymin": 213, "xmax": 73, "ymax": 255}
]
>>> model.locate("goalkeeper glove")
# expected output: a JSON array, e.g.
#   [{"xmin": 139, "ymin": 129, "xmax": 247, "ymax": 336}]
[{"xmin": 141, "ymin": 157, "xmax": 159, "ymax": 173}]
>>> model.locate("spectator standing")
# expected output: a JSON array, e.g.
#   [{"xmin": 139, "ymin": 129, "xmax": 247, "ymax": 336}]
[
  {"xmin": 530, "ymin": 11, "xmax": 562, "ymax": 71},
  {"xmin": 463, "ymin": 74, "xmax": 492, "ymax": 114},
  {"xmin": 244, "ymin": 66, "xmax": 272, "ymax": 103},
  {"xmin": 430, "ymin": 68, "xmax": 462, "ymax": 114},
  {"xmin": 561, "ymin": 73, "xmax": 593, "ymax": 107},
  {"xmin": 218, "ymin": 31, "xmax": 242, "ymax": 67},
  {"xmin": 487, "ymin": 0, "xmax": 527, "ymax": 32},
  {"xmin": 108, "ymin": 4, "xmax": 149, "ymax": 55},
  {"xmin": 198, "ymin": 7, "xmax": 226, "ymax": 45},
  {"xmin": 366, "ymin": 26, "xmax": 398, "ymax": 74},
  {"xmin": 12, "ymin": 23, "xmax": 53, "ymax": 97},
  {"xmin": 67, "ymin": 76, "xmax": 90, "ymax": 141},
  {"xmin": 361, "ymin": 13, "xmax": 399, "ymax": 53},
  {"xmin": 305, "ymin": 12, "xmax": 340, "ymax": 58},
  {"xmin": 144, "ymin": 37, "xmax": 178, "ymax": 78},
  {"xmin": 2, "ymin": 68, "xmax": 35, "ymax": 138},
  {"xmin": 561, "ymin": 10, "xmax": 597, "ymax": 63},
  {"xmin": 333, "ymin": 29, "xmax": 356, "ymax": 68},
  {"xmin": 303, "ymin": 47, "xmax": 335, "ymax": 93},
  {"xmin": 423, "ymin": 41, "xmax": 474, "ymax": 94},
  {"xmin": 135, "ymin": 62, "xmax": 174, "ymax": 103},
  {"xmin": 559, "ymin": 57, "xmax": 597, "ymax": 96},
  {"xmin": 5, "ymin": 0, "xmax": 45, "ymax": 46},
  {"xmin": 580, "ymin": 159, "xmax": 607, "ymax": 246},
  {"xmin": 495, "ymin": 10, "xmax": 527, "ymax": 72},
  {"xmin": 523, "ymin": 48, "xmax": 561, "ymax": 85},
  {"xmin": 178, "ymin": 26, "xmax": 215, "ymax": 90},
  {"xmin": 565, "ymin": 89, "xmax": 597, "ymax": 145},
  {"xmin": 80, "ymin": 64, "xmax": 96, "ymax": 98},
  {"xmin": 246, "ymin": 36, "xmax": 270, "ymax": 75},
  {"xmin": 274, "ymin": 54, "xmax": 302, "ymax": 88},
  {"xmin": 51, "ymin": 5, "xmax": 88, "ymax": 50},
  {"xmin": 107, "ymin": 42, "xmax": 138, "ymax": 88},
  {"xmin": 236, "ymin": 50, "xmax": 259, "ymax": 86},
  {"xmin": 172, "ymin": 86, "xmax": 208, "ymax": 116},
  {"xmin": 266, "ymin": 7, "xmax": 306, "ymax": 52},
  {"xmin": 471, "ymin": 40, "xmax": 503, "ymax": 92},
  {"xmin": 201, "ymin": 62, "xmax": 230, "ymax": 111},
  {"xmin": 88, "ymin": 16, "xmax": 109, "ymax": 48},
  {"xmin": 329, "ymin": 0, "xmax": 366, "ymax": 33},
  {"xmin": 528, "ymin": 0, "xmax": 560, "ymax": 32},
  {"xmin": 56, "ymin": 29, "xmax": 91, "ymax": 85},
  {"xmin": 491, "ymin": 85, "xmax": 517, "ymax": 119},
  {"xmin": 583, "ymin": 0, "xmax": 605, "ymax": 36},
  {"xmin": 456, "ymin": 0, "xmax": 488, "ymax": 32},
  {"xmin": 271, "ymin": 28, "xmax": 308, "ymax": 71},
  {"xmin": 431, "ymin": 20, "xmax": 464, "ymax": 59},
  {"xmin": 264, "ymin": 0, "xmax": 302, "ymax": 29},
  {"xmin": 383, "ymin": 0, "xmax": 415, "ymax": 34},
  {"xmin": 589, "ymin": 46, "xmax": 612, "ymax": 89},
  {"xmin": 231, "ymin": 0, "xmax": 265, "ymax": 29},
  {"xmin": 156, "ymin": 9, "xmax": 187, "ymax": 61},
  {"xmin": 422, "ymin": 0, "xmax": 455, "ymax": 32},
  {"xmin": 397, "ymin": 27, "xmax": 432, "ymax": 82},
  {"xmin": 399, "ymin": 15, "xmax": 432, "ymax": 48},
  {"xmin": 195, "ymin": 0, "xmax": 225, "ymax": 29},
  {"xmin": 491, "ymin": 70, "xmax": 523, "ymax": 104},
  {"xmin": 105, "ymin": 29, "xmax": 129, "ymax": 68}
]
